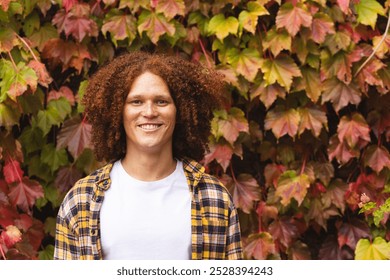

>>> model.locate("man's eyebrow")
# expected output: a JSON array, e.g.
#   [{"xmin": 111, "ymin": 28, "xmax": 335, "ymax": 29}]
[{"xmin": 127, "ymin": 94, "xmax": 172, "ymax": 99}]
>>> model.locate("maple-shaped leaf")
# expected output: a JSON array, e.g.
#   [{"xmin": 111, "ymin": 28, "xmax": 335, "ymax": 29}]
[
  {"xmin": 29, "ymin": 23, "xmax": 59, "ymax": 51},
  {"xmin": 207, "ymin": 13, "xmax": 239, "ymax": 41},
  {"xmin": 300, "ymin": 67, "xmax": 321, "ymax": 103},
  {"xmin": 260, "ymin": 55, "xmax": 301, "ymax": 91},
  {"xmin": 287, "ymin": 240, "xmax": 311, "ymax": 260},
  {"xmin": 321, "ymin": 78, "xmax": 362, "ymax": 112},
  {"xmin": 47, "ymin": 86, "xmax": 75, "ymax": 106},
  {"xmin": 275, "ymin": 170, "xmax": 310, "ymax": 206},
  {"xmin": 27, "ymin": 60, "xmax": 52, "ymax": 88},
  {"xmin": 328, "ymin": 135, "xmax": 360, "ymax": 164},
  {"xmin": 319, "ymin": 235, "xmax": 353, "ymax": 260},
  {"xmin": 337, "ymin": 0, "xmax": 351, "ymax": 14},
  {"xmin": 337, "ymin": 218, "xmax": 371, "ymax": 249},
  {"xmin": 0, "ymin": 27, "xmax": 18, "ymax": 52},
  {"xmin": 3, "ymin": 158, "xmax": 23, "ymax": 184},
  {"xmin": 24, "ymin": 217, "xmax": 44, "ymax": 251},
  {"xmin": 364, "ymin": 145, "xmax": 390, "ymax": 173},
  {"xmin": 8, "ymin": 177, "xmax": 44, "ymax": 212},
  {"xmin": 264, "ymin": 106, "xmax": 300, "ymax": 139},
  {"xmin": 138, "ymin": 10, "xmax": 176, "ymax": 44},
  {"xmin": 297, "ymin": 106, "xmax": 327, "ymax": 137},
  {"xmin": 40, "ymin": 144, "xmax": 68, "ymax": 173},
  {"xmin": 0, "ymin": 60, "xmax": 38, "ymax": 101},
  {"xmin": 321, "ymin": 50, "xmax": 353, "ymax": 84},
  {"xmin": 228, "ymin": 173, "xmax": 261, "ymax": 214},
  {"xmin": 238, "ymin": 2, "xmax": 269, "ymax": 34},
  {"xmin": 102, "ymin": 10, "xmax": 137, "ymax": 47},
  {"xmin": 52, "ymin": 4, "xmax": 98, "ymax": 42},
  {"xmin": 337, "ymin": 113, "xmax": 370, "ymax": 149},
  {"xmin": 0, "ymin": 103, "xmax": 21, "ymax": 129},
  {"xmin": 355, "ymin": 237, "xmax": 390, "ymax": 260},
  {"xmin": 57, "ymin": 116, "xmax": 92, "ymax": 159},
  {"xmin": 354, "ymin": 0, "xmax": 385, "ymax": 29},
  {"xmin": 211, "ymin": 108, "xmax": 249, "ymax": 145},
  {"xmin": 262, "ymin": 28, "xmax": 291, "ymax": 57},
  {"xmin": 264, "ymin": 163, "xmax": 286, "ymax": 188},
  {"xmin": 226, "ymin": 47, "xmax": 262, "ymax": 82},
  {"xmin": 0, "ymin": 0, "xmax": 13, "ymax": 11},
  {"xmin": 377, "ymin": 67, "xmax": 390, "ymax": 94},
  {"xmin": 54, "ymin": 166, "xmax": 82, "ymax": 193},
  {"xmin": 321, "ymin": 179, "xmax": 348, "ymax": 212},
  {"xmin": 41, "ymin": 38, "xmax": 91, "ymax": 73},
  {"xmin": 250, "ymin": 81, "xmax": 286, "ymax": 109},
  {"xmin": 203, "ymin": 143, "xmax": 233, "ymax": 172},
  {"xmin": 155, "ymin": 0, "xmax": 185, "ymax": 20},
  {"xmin": 268, "ymin": 217, "xmax": 299, "ymax": 248},
  {"xmin": 307, "ymin": 198, "xmax": 340, "ymax": 229},
  {"xmin": 309, "ymin": 13, "xmax": 335, "ymax": 44},
  {"xmin": 356, "ymin": 58, "xmax": 385, "ymax": 92},
  {"xmin": 63, "ymin": 0, "xmax": 78, "ymax": 12},
  {"xmin": 275, "ymin": 2, "xmax": 312, "ymax": 37},
  {"xmin": 244, "ymin": 232, "xmax": 277, "ymax": 260},
  {"xmin": 1, "ymin": 225, "xmax": 22, "ymax": 248}
]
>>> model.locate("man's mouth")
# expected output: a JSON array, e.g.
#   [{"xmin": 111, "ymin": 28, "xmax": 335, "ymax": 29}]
[{"xmin": 138, "ymin": 124, "xmax": 163, "ymax": 131}]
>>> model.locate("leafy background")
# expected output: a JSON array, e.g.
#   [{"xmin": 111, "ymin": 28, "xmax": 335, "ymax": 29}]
[{"xmin": 0, "ymin": 0, "xmax": 389, "ymax": 260}]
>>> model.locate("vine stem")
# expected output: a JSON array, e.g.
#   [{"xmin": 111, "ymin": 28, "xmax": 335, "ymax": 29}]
[
  {"xmin": 198, "ymin": 38, "xmax": 212, "ymax": 68},
  {"xmin": 0, "ymin": 238, "xmax": 7, "ymax": 260},
  {"xmin": 15, "ymin": 33, "xmax": 39, "ymax": 62},
  {"xmin": 7, "ymin": 51, "xmax": 17, "ymax": 70},
  {"xmin": 354, "ymin": 10, "xmax": 390, "ymax": 77}
]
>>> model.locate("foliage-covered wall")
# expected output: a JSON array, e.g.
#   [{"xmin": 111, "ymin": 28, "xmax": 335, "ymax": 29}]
[{"xmin": 0, "ymin": 0, "xmax": 389, "ymax": 260}]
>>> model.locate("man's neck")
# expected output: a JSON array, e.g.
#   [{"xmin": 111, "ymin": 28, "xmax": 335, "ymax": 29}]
[{"xmin": 121, "ymin": 150, "xmax": 177, "ymax": 182}]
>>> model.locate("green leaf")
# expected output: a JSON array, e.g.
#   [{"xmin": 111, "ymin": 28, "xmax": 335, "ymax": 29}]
[
  {"xmin": 0, "ymin": 27, "xmax": 18, "ymax": 52},
  {"xmin": 300, "ymin": 67, "xmax": 321, "ymax": 103},
  {"xmin": 261, "ymin": 55, "xmax": 302, "ymax": 91},
  {"xmin": 23, "ymin": 11, "xmax": 40, "ymax": 37},
  {"xmin": 0, "ymin": 103, "xmax": 20, "ymax": 129},
  {"xmin": 19, "ymin": 126, "xmax": 45, "ymax": 154},
  {"xmin": 102, "ymin": 9, "xmax": 137, "ymax": 47},
  {"xmin": 238, "ymin": 2, "xmax": 268, "ymax": 34},
  {"xmin": 47, "ymin": 98, "xmax": 72, "ymax": 122},
  {"xmin": 28, "ymin": 23, "xmax": 59, "ymax": 51},
  {"xmin": 38, "ymin": 245, "xmax": 54, "ymax": 260},
  {"xmin": 77, "ymin": 80, "xmax": 88, "ymax": 113},
  {"xmin": 355, "ymin": 237, "xmax": 390, "ymax": 260},
  {"xmin": 208, "ymin": 14, "xmax": 239, "ymax": 41},
  {"xmin": 40, "ymin": 143, "xmax": 68, "ymax": 173},
  {"xmin": 354, "ymin": 0, "xmax": 385, "ymax": 29},
  {"xmin": 262, "ymin": 28, "xmax": 291, "ymax": 57},
  {"xmin": 137, "ymin": 10, "xmax": 175, "ymax": 44},
  {"xmin": 26, "ymin": 155, "xmax": 52, "ymax": 183},
  {"xmin": 226, "ymin": 47, "xmax": 262, "ymax": 82}
]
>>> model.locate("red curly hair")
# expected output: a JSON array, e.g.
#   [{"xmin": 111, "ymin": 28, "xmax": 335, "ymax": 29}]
[{"xmin": 82, "ymin": 51, "xmax": 225, "ymax": 162}]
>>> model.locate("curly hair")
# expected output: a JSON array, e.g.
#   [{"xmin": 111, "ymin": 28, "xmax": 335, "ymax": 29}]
[{"xmin": 82, "ymin": 51, "xmax": 225, "ymax": 162}]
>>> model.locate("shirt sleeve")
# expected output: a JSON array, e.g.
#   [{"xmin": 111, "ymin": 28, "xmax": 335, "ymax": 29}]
[
  {"xmin": 54, "ymin": 204, "xmax": 80, "ymax": 260},
  {"xmin": 225, "ymin": 203, "xmax": 244, "ymax": 260}
]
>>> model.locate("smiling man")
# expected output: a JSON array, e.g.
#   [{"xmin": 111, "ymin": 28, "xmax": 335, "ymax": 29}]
[{"xmin": 54, "ymin": 51, "xmax": 243, "ymax": 260}]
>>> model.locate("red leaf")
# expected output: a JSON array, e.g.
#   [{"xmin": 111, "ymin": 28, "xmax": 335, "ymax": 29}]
[
  {"xmin": 364, "ymin": 145, "xmax": 390, "ymax": 173},
  {"xmin": 55, "ymin": 166, "xmax": 83, "ymax": 193},
  {"xmin": 27, "ymin": 60, "xmax": 53, "ymax": 88},
  {"xmin": 319, "ymin": 235, "xmax": 354, "ymax": 260},
  {"xmin": 14, "ymin": 214, "xmax": 33, "ymax": 232},
  {"xmin": 288, "ymin": 241, "xmax": 311, "ymax": 260},
  {"xmin": 8, "ymin": 178, "xmax": 44, "ymax": 212},
  {"xmin": 47, "ymin": 86, "xmax": 76, "ymax": 106},
  {"xmin": 276, "ymin": 3, "xmax": 312, "ymax": 37},
  {"xmin": 250, "ymin": 82, "xmax": 286, "ymax": 109},
  {"xmin": 0, "ymin": 204, "xmax": 18, "ymax": 228},
  {"xmin": 212, "ymin": 108, "xmax": 249, "ymax": 145},
  {"xmin": 0, "ymin": 0, "xmax": 12, "ymax": 11},
  {"xmin": 321, "ymin": 78, "xmax": 362, "ymax": 113},
  {"xmin": 57, "ymin": 116, "xmax": 92, "ymax": 159},
  {"xmin": 3, "ymin": 158, "xmax": 23, "ymax": 184},
  {"xmin": 24, "ymin": 219, "xmax": 44, "ymax": 251},
  {"xmin": 244, "ymin": 232, "xmax": 277, "ymax": 260},
  {"xmin": 156, "ymin": 0, "xmax": 186, "ymax": 20},
  {"xmin": 328, "ymin": 135, "xmax": 360, "ymax": 164},
  {"xmin": 337, "ymin": 113, "xmax": 370, "ymax": 149},
  {"xmin": 230, "ymin": 174, "xmax": 261, "ymax": 214},
  {"xmin": 297, "ymin": 106, "xmax": 328, "ymax": 137},
  {"xmin": 203, "ymin": 144, "xmax": 233, "ymax": 172},
  {"xmin": 337, "ymin": 219, "xmax": 371, "ymax": 249},
  {"xmin": 307, "ymin": 198, "xmax": 340, "ymax": 230},
  {"xmin": 1, "ymin": 225, "xmax": 22, "ymax": 248},
  {"xmin": 63, "ymin": 0, "xmax": 78, "ymax": 12},
  {"xmin": 268, "ymin": 217, "xmax": 299, "ymax": 248},
  {"xmin": 264, "ymin": 163, "xmax": 286, "ymax": 188},
  {"xmin": 275, "ymin": 170, "xmax": 310, "ymax": 206},
  {"xmin": 310, "ymin": 14, "xmax": 335, "ymax": 44},
  {"xmin": 264, "ymin": 107, "xmax": 300, "ymax": 139},
  {"xmin": 337, "ymin": 0, "xmax": 351, "ymax": 14},
  {"xmin": 357, "ymin": 59, "xmax": 385, "ymax": 92},
  {"xmin": 321, "ymin": 179, "xmax": 348, "ymax": 213}
]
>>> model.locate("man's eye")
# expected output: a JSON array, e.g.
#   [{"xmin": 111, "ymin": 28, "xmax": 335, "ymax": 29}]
[
  {"xmin": 157, "ymin": 100, "xmax": 168, "ymax": 105},
  {"xmin": 130, "ymin": 100, "xmax": 142, "ymax": 105}
]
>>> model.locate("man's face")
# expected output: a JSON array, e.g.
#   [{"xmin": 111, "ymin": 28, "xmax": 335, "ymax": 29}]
[{"xmin": 123, "ymin": 71, "xmax": 177, "ymax": 155}]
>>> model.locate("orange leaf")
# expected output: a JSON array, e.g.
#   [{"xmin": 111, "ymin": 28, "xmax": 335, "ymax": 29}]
[
  {"xmin": 275, "ymin": 170, "xmax": 310, "ymax": 206},
  {"xmin": 337, "ymin": 113, "xmax": 370, "ymax": 148},
  {"xmin": 321, "ymin": 78, "xmax": 362, "ymax": 112},
  {"xmin": 27, "ymin": 60, "xmax": 53, "ymax": 88},
  {"xmin": 328, "ymin": 135, "xmax": 360, "ymax": 164},
  {"xmin": 203, "ymin": 144, "xmax": 233, "ymax": 172},
  {"xmin": 230, "ymin": 174, "xmax": 261, "ymax": 214},
  {"xmin": 298, "ymin": 106, "xmax": 328, "ymax": 137},
  {"xmin": 244, "ymin": 232, "xmax": 277, "ymax": 260},
  {"xmin": 364, "ymin": 145, "xmax": 390, "ymax": 173},
  {"xmin": 276, "ymin": 3, "xmax": 312, "ymax": 37},
  {"xmin": 264, "ymin": 107, "xmax": 300, "ymax": 139},
  {"xmin": 47, "ymin": 86, "xmax": 76, "ymax": 106}
]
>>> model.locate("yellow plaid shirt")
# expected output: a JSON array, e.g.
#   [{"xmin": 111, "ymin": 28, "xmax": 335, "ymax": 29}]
[{"xmin": 54, "ymin": 158, "xmax": 243, "ymax": 260}]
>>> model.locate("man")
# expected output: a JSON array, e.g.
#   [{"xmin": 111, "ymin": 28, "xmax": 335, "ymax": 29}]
[{"xmin": 54, "ymin": 51, "xmax": 243, "ymax": 260}]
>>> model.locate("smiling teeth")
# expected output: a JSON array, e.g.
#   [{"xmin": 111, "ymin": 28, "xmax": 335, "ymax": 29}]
[{"xmin": 139, "ymin": 124, "xmax": 161, "ymax": 130}]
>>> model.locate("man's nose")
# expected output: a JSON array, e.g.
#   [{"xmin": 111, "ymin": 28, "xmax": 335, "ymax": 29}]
[{"xmin": 142, "ymin": 102, "xmax": 158, "ymax": 117}]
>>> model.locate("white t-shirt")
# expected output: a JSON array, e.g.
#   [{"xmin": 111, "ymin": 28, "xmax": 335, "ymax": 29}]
[{"xmin": 100, "ymin": 160, "xmax": 192, "ymax": 260}]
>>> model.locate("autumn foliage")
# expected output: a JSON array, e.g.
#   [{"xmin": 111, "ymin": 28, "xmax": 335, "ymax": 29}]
[{"xmin": 1, "ymin": 0, "xmax": 390, "ymax": 260}]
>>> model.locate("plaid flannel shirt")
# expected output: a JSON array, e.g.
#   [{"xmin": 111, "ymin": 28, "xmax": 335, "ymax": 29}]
[{"xmin": 54, "ymin": 158, "xmax": 243, "ymax": 260}]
